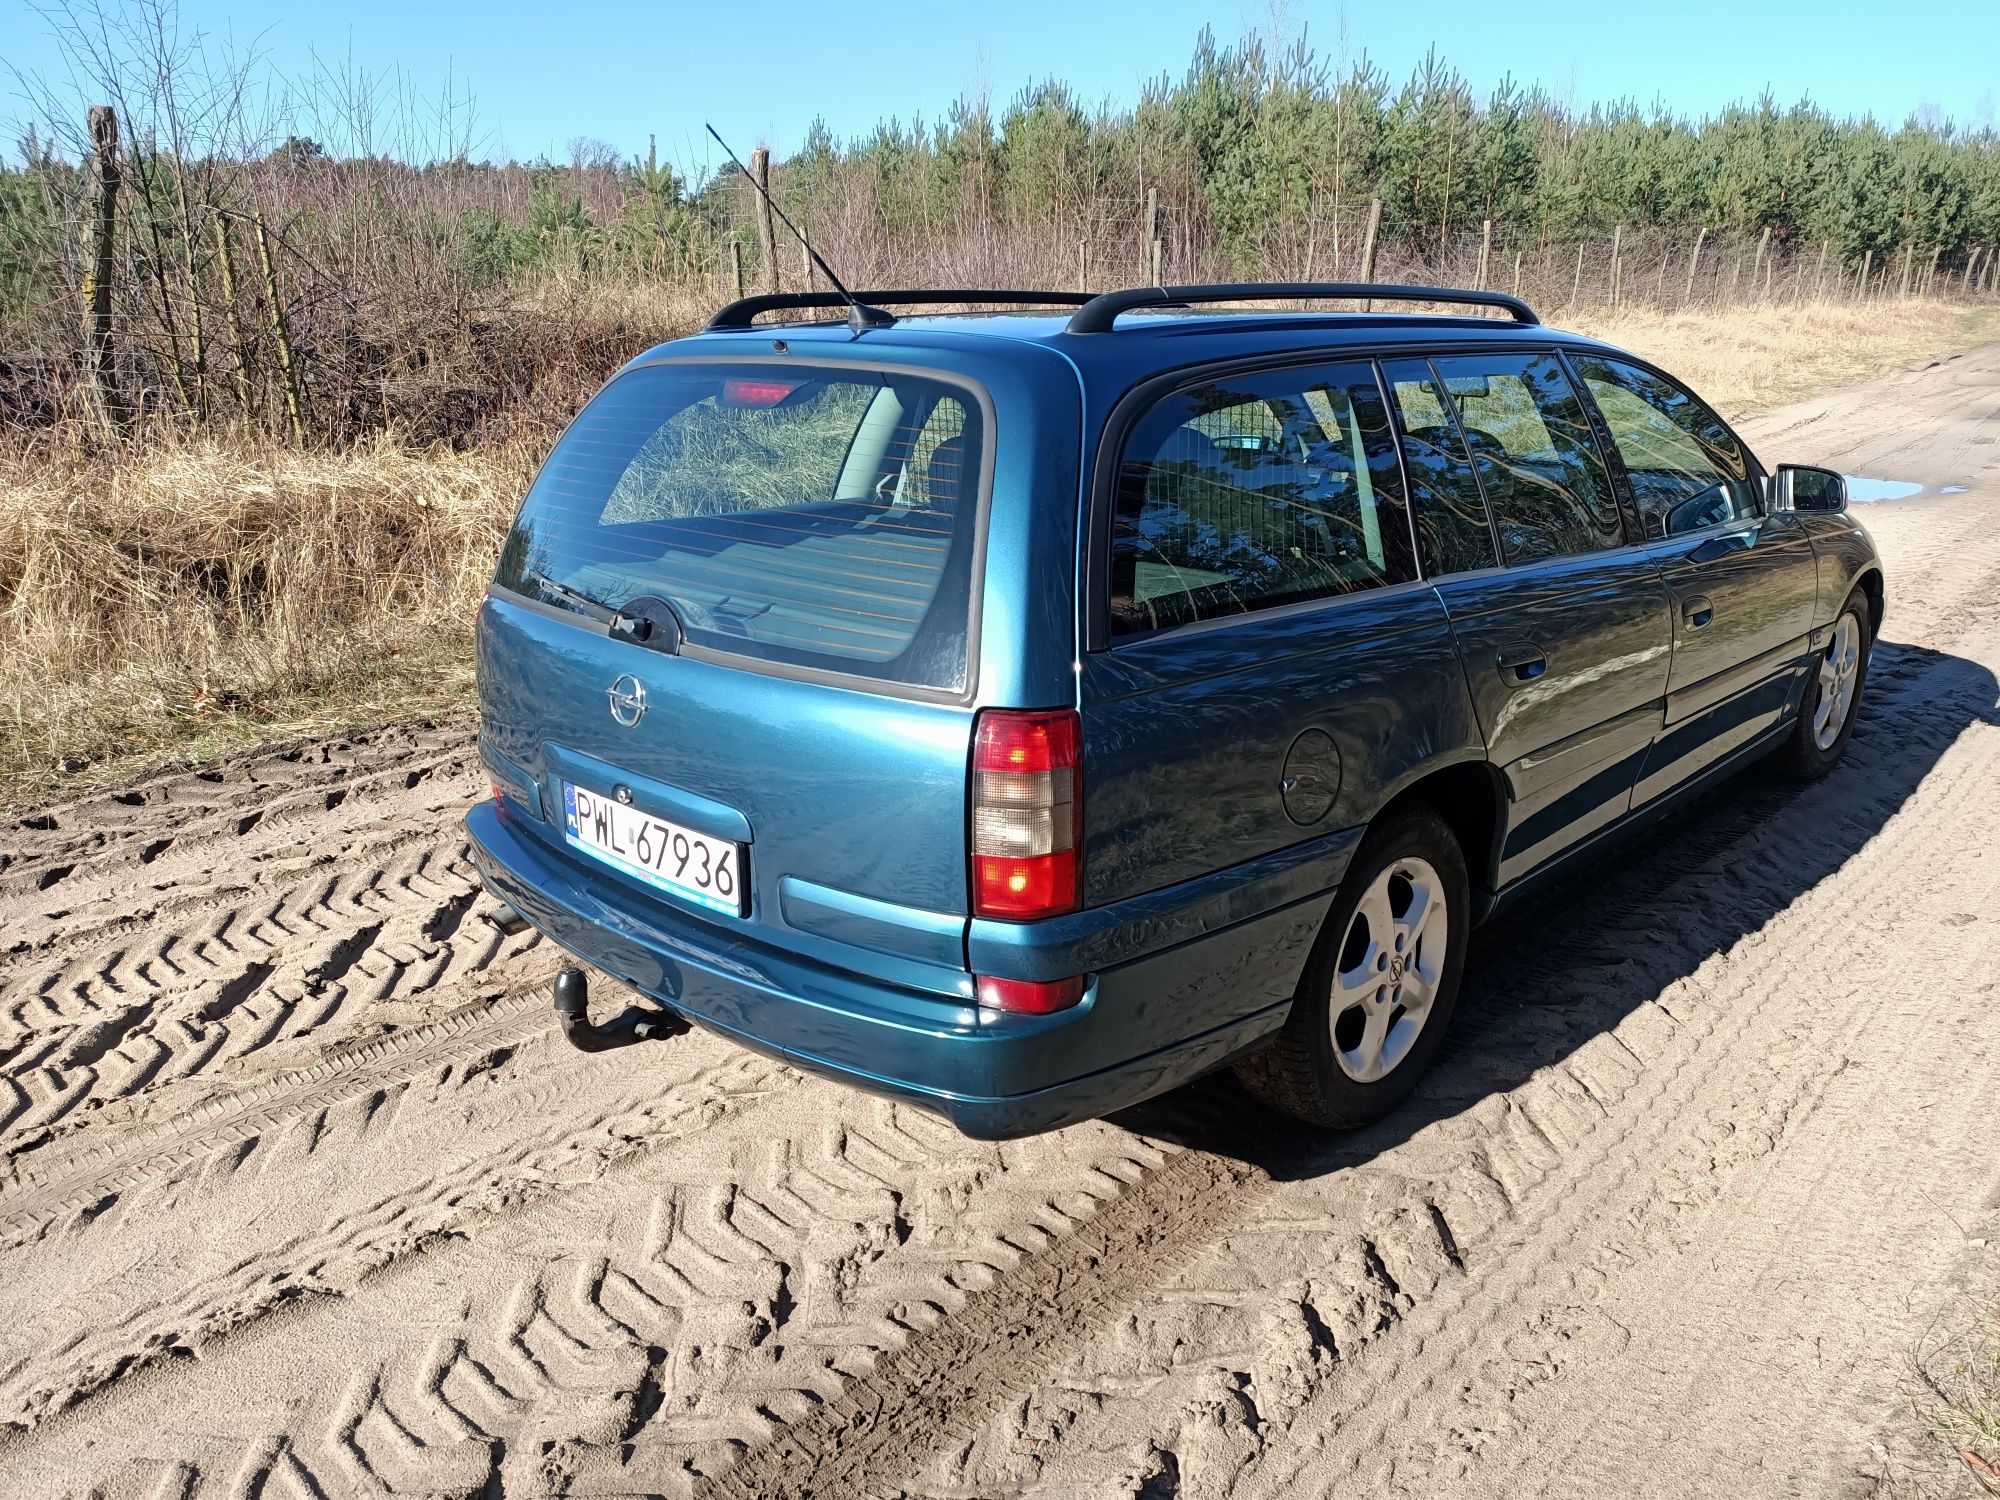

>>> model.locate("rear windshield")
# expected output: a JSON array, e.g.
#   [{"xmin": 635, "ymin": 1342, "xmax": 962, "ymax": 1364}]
[{"xmin": 495, "ymin": 362, "xmax": 985, "ymax": 692}]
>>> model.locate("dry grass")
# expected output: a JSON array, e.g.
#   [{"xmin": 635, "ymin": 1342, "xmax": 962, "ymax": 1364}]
[
  {"xmin": 1879, "ymin": 1301, "xmax": 2000, "ymax": 1497},
  {"xmin": 0, "ymin": 435, "xmax": 530, "ymax": 803},
  {"xmin": 1574, "ymin": 301, "xmax": 2000, "ymax": 416},
  {"xmin": 2, "ymin": 296, "xmax": 1996, "ymax": 807}
]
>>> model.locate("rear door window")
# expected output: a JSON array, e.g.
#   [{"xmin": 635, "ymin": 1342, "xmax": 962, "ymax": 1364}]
[
  {"xmin": 1108, "ymin": 362, "xmax": 1417, "ymax": 636},
  {"xmin": 1380, "ymin": 359, "xmax": 1501, "ymax": 576},
  {"xmin": 1429, "ymin": 353, "xmax": 1624, "ymax": 564},
  {"xmin": 495, "ymin": 363, "xmax": 982, "ymax": 693},
  {"xmin": 1570, "ymin": 355, "xmax": 1759, "ymax": 537}
]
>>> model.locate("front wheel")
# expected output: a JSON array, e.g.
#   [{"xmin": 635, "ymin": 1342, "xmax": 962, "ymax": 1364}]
[
  {"xmin": 1236, "ymin": 807, "xmax": 1470, "ymax": 1128},
  {"xmin": 1773, "ymin": 586, "xmax": 1871, "ymax": 781}
]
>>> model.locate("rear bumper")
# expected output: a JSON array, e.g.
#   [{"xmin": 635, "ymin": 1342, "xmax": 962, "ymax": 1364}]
[{"xmin": 465, "ymin": 801, "xmax": 1344, "ymax": 1137}]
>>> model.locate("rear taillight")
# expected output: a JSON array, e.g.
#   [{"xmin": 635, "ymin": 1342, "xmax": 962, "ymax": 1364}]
[{"xmin": 970, "ymin": 708, "xmax": 1081, "ymax": 920}]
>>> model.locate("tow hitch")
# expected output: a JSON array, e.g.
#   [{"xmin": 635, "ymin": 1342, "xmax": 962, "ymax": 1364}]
[{"xmin": 552, "ymin": 966, "xmax": 683, "ymax": 1052}]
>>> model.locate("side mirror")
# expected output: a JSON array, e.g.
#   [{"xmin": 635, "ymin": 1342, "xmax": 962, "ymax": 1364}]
[{"xmin": 1773, "ymin": 464, "xmax": 1847, "ymax": 514}]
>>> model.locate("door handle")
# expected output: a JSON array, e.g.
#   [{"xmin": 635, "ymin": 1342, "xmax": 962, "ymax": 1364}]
[
  {"xmin": 1496, "ymin": 643, "xmax": 1549, "ymax": 683},
  {"xmin": 1682, "ymin": 595, "xmax": 1716, "ymax": 629}
]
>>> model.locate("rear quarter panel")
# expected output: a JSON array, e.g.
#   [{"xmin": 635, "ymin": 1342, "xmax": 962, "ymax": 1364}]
[{"xmin": 1079, "ymin": 584, "xmax": 1484, "ymax": 906}]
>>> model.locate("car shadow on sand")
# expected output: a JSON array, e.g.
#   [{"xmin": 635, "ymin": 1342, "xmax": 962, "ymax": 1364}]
[{"xmin": 1111, "ymin": 638, "xmax": 2000, "ymax": 1179}]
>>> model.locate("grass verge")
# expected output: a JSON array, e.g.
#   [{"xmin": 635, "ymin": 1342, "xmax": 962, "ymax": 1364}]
[{"xmin": 3, "ymin": 298, "xmax": 1996, "ymax": 809}]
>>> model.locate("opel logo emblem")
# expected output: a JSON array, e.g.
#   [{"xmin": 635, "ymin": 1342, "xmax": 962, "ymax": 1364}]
[
  {"xmin": 1388, "ymin": 954, "xmax": 1404, "ymax": 982},
  {"xmin": 607, "ymin": 674, "xmax": 646, "ymax": 728}
]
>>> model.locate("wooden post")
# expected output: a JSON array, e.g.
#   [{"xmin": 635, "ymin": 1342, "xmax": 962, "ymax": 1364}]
[
  {"xmin": 799, "ymin": 223, "xmax": 813, "ymax": 289},
  {"xmin": 1609, "ymin": 225, "xmax": 1624, "ymax": 306},
  {"xmin": 211, "ymin": 213, "xmax": 254, "ymax": 420},
  {"xmin": 729, "ymin": 239, "xmax": 745, "ymax": 300},
  {"xmin": 1474, "ymin": 218, "xmax": 1491, "ymax": 290},
  {"xmin": 1924, "ymin": 245, "xmax": 1941, "ymax": 296},
  {"xmin": 1859, "ymin": 248, "xmax": 1873, "ymax": 302},
  {"xmin": 750, "ymin": 147, "xmax": 778, "ymax": 295},
  {"xmin": 1511, "ymin": 249, "xmax": 1523, "ymax": 297},
  {"xmin": 1569, "ymin": 241, "xmax": 1585, "ymax": 309},
  {"xmin": 1077, "ymin": 239, "xmax": 1088, "ymax": 293},
  {"xmin": 1965, "ymin": 246, "xmax": 1985, "ymax": 294},
  {"xmin": 1654, "ymin": 246, "xmax": 1669, "ymax": 306},
  {"xmin": 1898, "ymin": 243, "xmax": 1914, "ymax": 298},
  {"xmin": 1752, "ymin": 225, "xmax": 1770, "ymax": 295},
  {"xmin": 1143, "ymin": 187, "xmax": 1159, "ymax": 283},
  {"xmin": 1683, "ymin": 226, "xmax": 1708, "ymax": 306},
  {"xmin": 1813, "ymin": 240, "xmax": 1831, "ymax": 300},
  {"xmin": 1357, "ymin": 197, "xmax": 1382, "ymax": 309},
  {"xmin": 82, "ymin": 105, "xmax": 130, "ymax": 437},
  {"xmin": 251, "ymin": 213, "xmax": 305, "ymax": 445}
]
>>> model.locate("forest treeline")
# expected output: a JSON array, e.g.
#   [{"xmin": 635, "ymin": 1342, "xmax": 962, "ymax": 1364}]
[{"xmin": 3, "ymin": 25, "xmax": 1998, "ymax": 446}]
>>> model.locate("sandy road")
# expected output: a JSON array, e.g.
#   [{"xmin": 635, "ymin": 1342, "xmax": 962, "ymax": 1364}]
[{"xmin": 1, "ymin": 348, "xmax": 1998, "ymax": 1499}]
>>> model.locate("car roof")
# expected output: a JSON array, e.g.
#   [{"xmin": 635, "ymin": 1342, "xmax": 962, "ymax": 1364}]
[{"xmin": 650, "ymin": 307, "xmax": 1622, "ymax": 388}]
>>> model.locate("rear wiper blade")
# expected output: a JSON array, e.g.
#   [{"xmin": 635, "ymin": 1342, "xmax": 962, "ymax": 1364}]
[{"xmin": 522, "ymin": 570, "xmax": 617, "ymax": 623}]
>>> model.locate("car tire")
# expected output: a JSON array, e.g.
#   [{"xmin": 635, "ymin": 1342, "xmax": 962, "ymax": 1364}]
[
  {"xmin": 1235, "ymin": 806, "xmax": 1471, "ymax": 1129},
  {"xmin": 1772, "ymin": 585, "xmax": 1872, "ymax": 782}
]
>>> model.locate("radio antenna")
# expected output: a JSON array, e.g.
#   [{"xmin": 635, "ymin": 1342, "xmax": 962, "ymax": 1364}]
[{"xmin": 704, "ymin": 124, "xmax": 892, "ymax": 333}]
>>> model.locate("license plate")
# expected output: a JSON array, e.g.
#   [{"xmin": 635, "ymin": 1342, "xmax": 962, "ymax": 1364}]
[{"xmin": 561, "ymin": 781, "xmax": 746, "ymax": 916}]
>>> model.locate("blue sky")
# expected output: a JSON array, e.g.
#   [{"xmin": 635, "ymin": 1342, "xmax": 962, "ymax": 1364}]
[{"xmin": 5, "ymin": 0, "xmax": 1997, "ymax": 171}]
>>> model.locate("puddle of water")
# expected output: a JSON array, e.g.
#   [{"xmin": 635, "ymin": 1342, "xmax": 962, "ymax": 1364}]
[
  {"xmin": 1844, "ymin": 475, "xmax": 1925, "ymax": 503},
  {"xmin": 1941, "ymin": 484, "xmax": 1968, "ymax": 494}
]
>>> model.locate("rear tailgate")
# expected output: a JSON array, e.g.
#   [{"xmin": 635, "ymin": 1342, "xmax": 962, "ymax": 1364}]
[
  {"xmin": 478, "ymin": 599, "xmax": 973, "ymax": 992},
  {"xmin": 475, "ymin": 335, "xmax": 1081, "ymax": 994}
]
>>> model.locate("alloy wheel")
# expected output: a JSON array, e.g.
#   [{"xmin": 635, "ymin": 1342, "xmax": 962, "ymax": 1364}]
[
  {"xmin": 1330, "ymin": 856, "xmax": 1449, "ymax": 1083},
  {"xmin": 1814, "ymin": 610, "xmax": 1863, "ymax": 750}
]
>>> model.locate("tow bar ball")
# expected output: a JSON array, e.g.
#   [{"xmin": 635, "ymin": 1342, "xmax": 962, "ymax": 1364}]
[{"xmin": 551, "ymin": 965, "xmax": 676, "ymax": 1052}]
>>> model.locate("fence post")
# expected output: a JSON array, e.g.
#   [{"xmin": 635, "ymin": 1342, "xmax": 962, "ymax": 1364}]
[
  {"xmin": 751, "ymin": 147, "xmax": 778, "ymax": 294},
  {"xmin": 1683, "ymin": 226, "xmax": 1708, "ymax": 306},
  {"xmin": 800, "ymin": 225, "xmax": 813, "ymax": 288},
  {"xmin": 1609, "ymin": 224, "xmax": 1624, "ymax": 305},
  {"xmin": 1569, "ymin": 241, "xmax": 1585, "ymax": 309},
  {"xmin": 729, "ymin": 240, "xmax": 745, "ymax": 300},
  {"xmin": 251, "ymin": 212, "xmax": 305, "ymax": 446},
  {"xmin": 1859, "ymin": 248, "xmax": 1873, "ymax": 302},
  {"xmin": 82, "ymin": 104, "xmax": 130, "ymax": 437},
  {"xmin": 1751, "ymin": 226, "xmax": 1770, "ymax": 296},
  {"xmin": 1965, "ymin": 245, "xmax": 1985, "ymax": 294},
  {"xmin": 1512, "ymin": 249, "xmax": 1523, "ymax": 297},
  {"xmin": 1078, "ymin": 239, "xmax": 1088, "ymax": 293},
  {"xmin": 1898, "ymin": 243, "xmax": 1914, "ymax": 298},
  {"xmin": 1143, "ymin": 187, "xmax": 1159, "ymax": 283},
  {"xmin": 1924, "ymin": 245, "xmax": 1941, "ymax": 296},
  {"xmin": 1475, "ymin": 218, "xmax": 1491, "ymax": 290},
  {"xmin": 1813, "ymin": 240, "xmax": 1831, "ymax": 300},
  {"xmin": 1357, "ymin": 198, "xmax": 1382, "ymax": 309}
]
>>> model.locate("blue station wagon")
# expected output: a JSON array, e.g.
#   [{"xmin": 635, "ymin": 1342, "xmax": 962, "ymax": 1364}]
[{"xmin": 465, "ymin": 282, "xmax": 1882, "ymax": 1137}]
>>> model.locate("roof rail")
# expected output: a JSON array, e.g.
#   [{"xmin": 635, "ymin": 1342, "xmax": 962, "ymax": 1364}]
[
  {"xmin": 704, "ymin": 288, "xmax": 1097, "ymax": 332},
  {"xmin": 1065, "ymin": 281, "xmax": 1541, "ymax": 334}
]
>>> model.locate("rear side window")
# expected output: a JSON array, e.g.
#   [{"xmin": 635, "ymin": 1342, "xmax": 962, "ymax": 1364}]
[
  {"xmin": 1430, "ymin": 353, "xmax": 1623, "ymax": 564},
  {"xmin": 1109, "ymin": 362, "xmax": 1416, "ymax": 637},
  {"xmin": 1381, "ymin": 359, "xmax": 1500, "ymax": 576},
  {"xmin": 495, "ymin": 363, "xmax": 982, "ymax": 693},
  {"xmin": 1571, "ymin": 355, "xmax": 1758, "ymax": 538}
]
